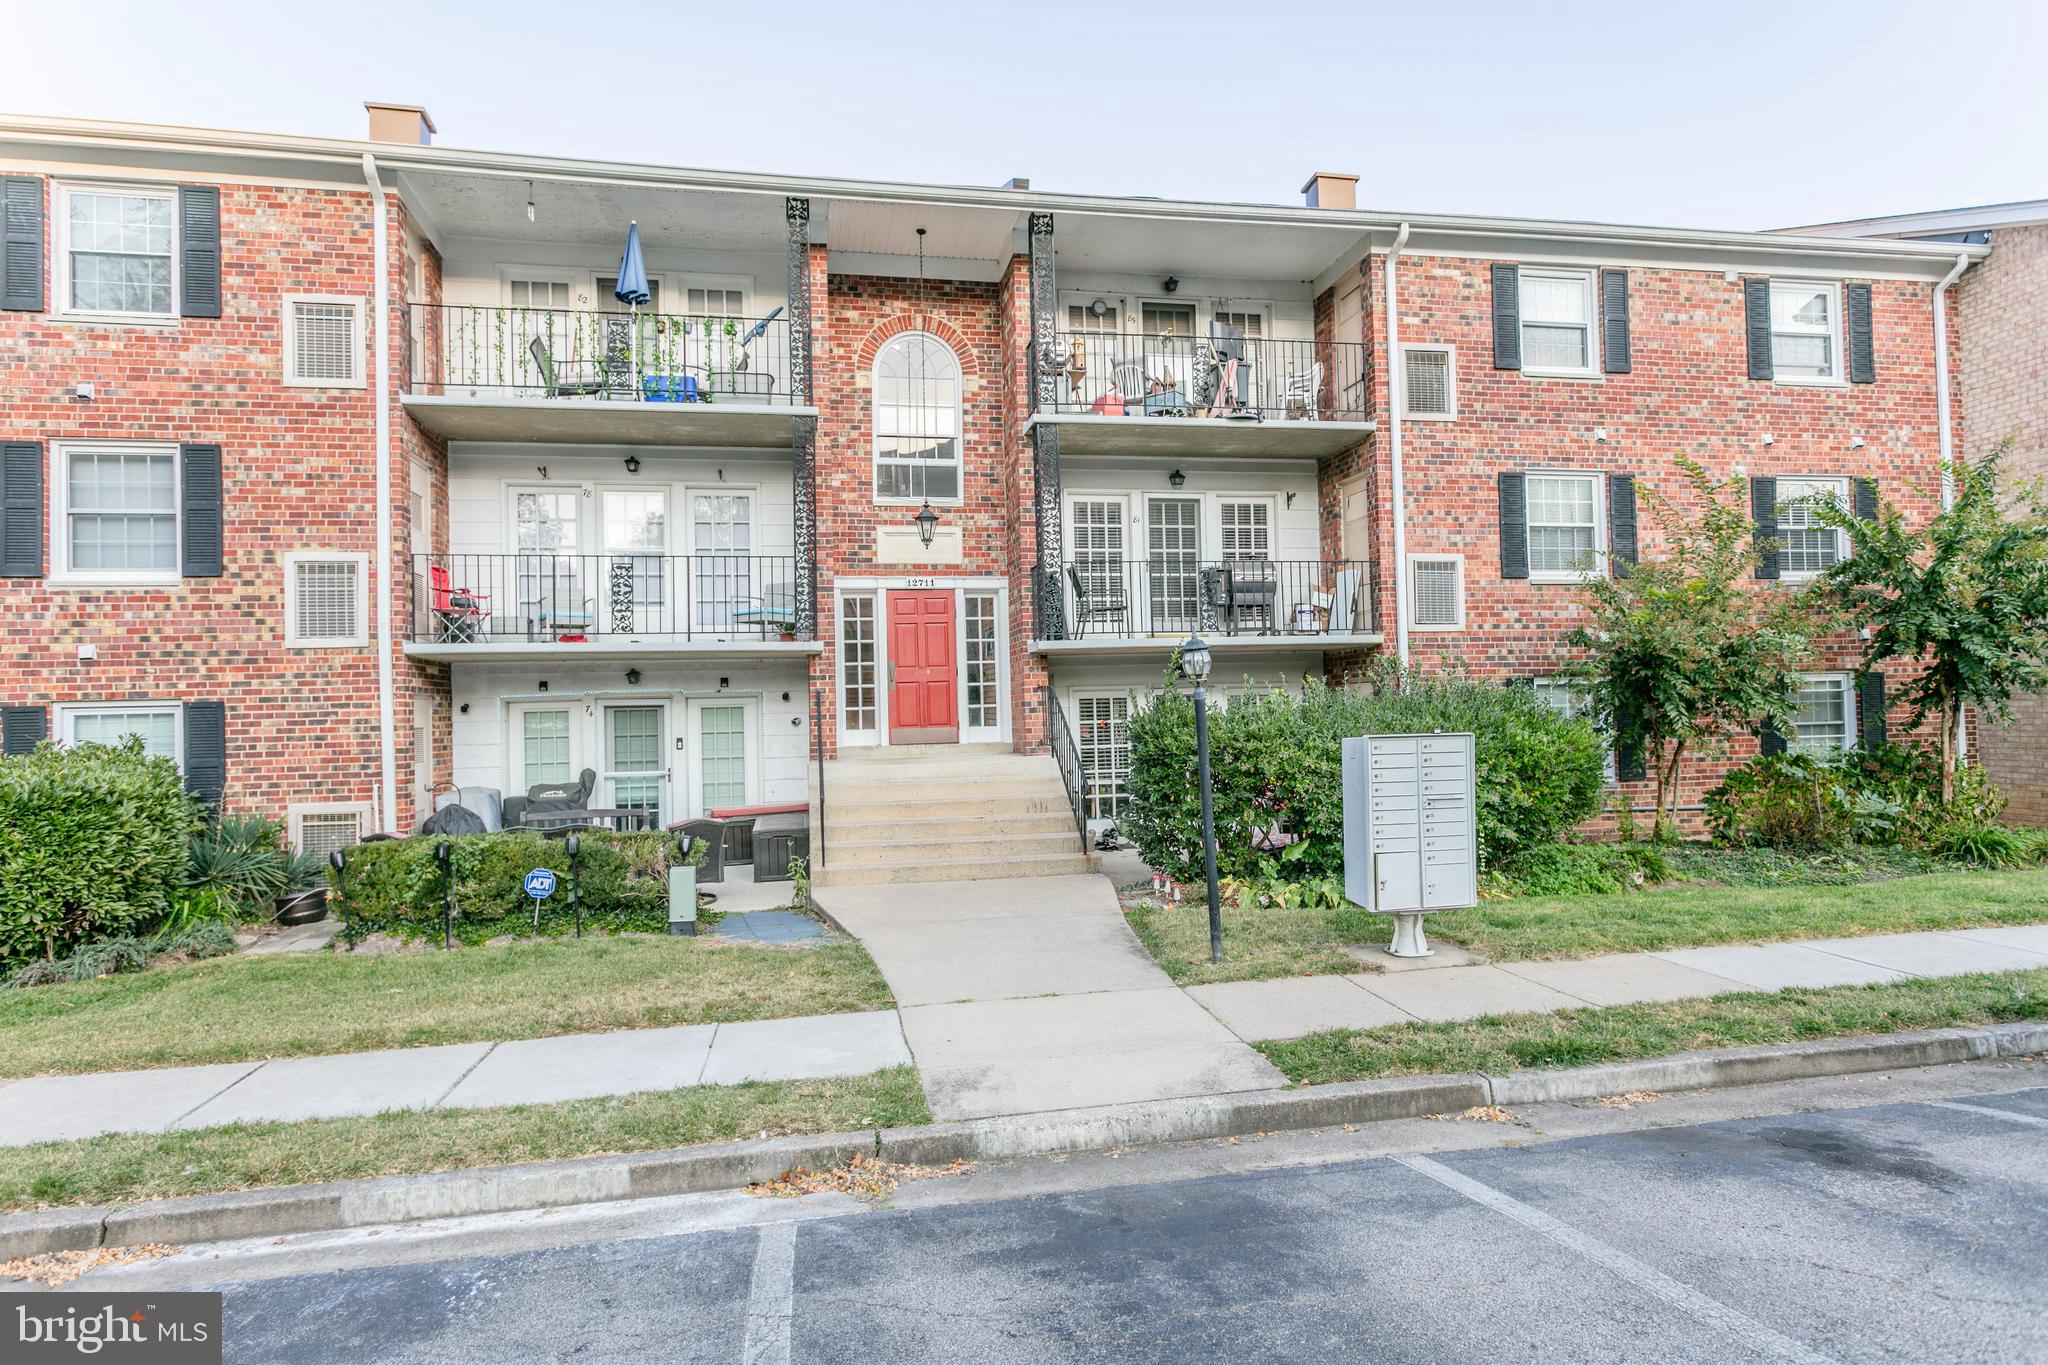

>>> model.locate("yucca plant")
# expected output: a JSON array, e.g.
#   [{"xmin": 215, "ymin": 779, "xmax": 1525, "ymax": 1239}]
[{"xmin": 186, "ymin": 814, "xmax": 291, "ymax": 920}]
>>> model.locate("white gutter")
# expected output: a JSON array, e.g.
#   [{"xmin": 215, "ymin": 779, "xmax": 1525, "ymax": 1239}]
[
  {"xmin": 1385, "ymin": 222, "xmax": 1412, "ymax": 666},
  {"xmin": 363, "ymin": 153, "xmax": 399, "ymax": 832},
  {"xmin": 1934, "ymin": 252, "xmax": 1969, "ymax": 510}
]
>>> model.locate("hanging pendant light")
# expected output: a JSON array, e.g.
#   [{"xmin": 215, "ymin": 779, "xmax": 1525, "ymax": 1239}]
[{"xmin": 526, "ymin": 179, "xmax": 536, "ymax": 223}]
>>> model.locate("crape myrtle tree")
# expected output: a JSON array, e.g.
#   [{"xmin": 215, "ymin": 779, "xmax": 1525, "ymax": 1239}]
[
  {"xmin": 1565, "ymin": 459, "xmax": 1818, "ymax": 840},
  {"xmin": 1812, "ymin": 439, "xmax": 2048, "ymax": 803}
]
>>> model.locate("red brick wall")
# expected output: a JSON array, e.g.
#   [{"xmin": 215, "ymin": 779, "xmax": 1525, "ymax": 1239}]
[{"xmin": 0, "ymin": 175, "xmax": 398, "ymax": 825}]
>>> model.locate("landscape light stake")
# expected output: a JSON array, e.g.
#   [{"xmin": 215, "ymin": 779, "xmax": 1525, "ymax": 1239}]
[
  {"xmin": 328, "ymin": 848, "xmax": 352, "ymax": 951},
  {"xmin": 1180, "ymin": 634, "xmax": 1223, "ymax": 964},
  {"xmin": 435, "ymin": 840, "xmax": 454, "ymax": 950},
  {"xmin": 567, "ymin": 834, "xmax": 583, "ymax": 938}
]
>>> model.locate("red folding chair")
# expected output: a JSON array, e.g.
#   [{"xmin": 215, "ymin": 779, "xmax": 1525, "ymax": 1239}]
[{"xmin": 430, "ymin": 564, "xmax": 490, "ymax": 643}]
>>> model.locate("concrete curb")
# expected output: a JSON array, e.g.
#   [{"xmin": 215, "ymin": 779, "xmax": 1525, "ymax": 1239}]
[{"xmin": 4, "ymin": 1021, "xmax": 2042, "ymax": 1262}]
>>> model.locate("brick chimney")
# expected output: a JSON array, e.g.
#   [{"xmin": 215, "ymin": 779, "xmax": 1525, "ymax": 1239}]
[
  {"xmin": 365, "ymin": 102, "xmax": 436, "ymax": 145},
  {"xmin": 1300, "ymin": 172, "xmax": 1359, "ymax": 210}
]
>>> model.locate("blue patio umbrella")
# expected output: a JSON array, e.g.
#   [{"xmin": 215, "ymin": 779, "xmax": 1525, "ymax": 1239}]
[{"xmin": 613, "ymin": 221, "xmax": 651, "ymax": 308}]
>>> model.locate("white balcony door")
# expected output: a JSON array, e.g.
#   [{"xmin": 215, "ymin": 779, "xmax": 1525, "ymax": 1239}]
[
  {"xmin": 1068, "ymin": 496, "xmax": 1127, "ymax": 633},
  {"xmin": 600, "ymin": 488, "xmax": 668, "ymax": 635},
  {"xmin": 686, "ymin": 697, "xmax": 758, "ymax": 818},
  {"xmin": 510, "ymin": 703, "xmax": 578, "ymax": 793},
  {"xmin": 688, "ymin": 490, "xmax": 755, "ymax": 633},
  {"xmin": 1146, "ymin": 496, "xmax": 1202, "ymax": 635},
  {"xmin": 511, "ymin": 487, "xmax": 587, "ymax": 638},
  {"xmin": 1140, "ymin": 302, "xmax": 1197, "ymax": 403},
  {"xmin": 603, "ymin": 703, "xmax": 670, "ymax": 823}
]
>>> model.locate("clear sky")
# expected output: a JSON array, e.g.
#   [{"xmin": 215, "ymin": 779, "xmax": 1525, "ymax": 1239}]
[{"xmin": 11, "ymin": 0, "xmax": 2043, "ymax": 231}]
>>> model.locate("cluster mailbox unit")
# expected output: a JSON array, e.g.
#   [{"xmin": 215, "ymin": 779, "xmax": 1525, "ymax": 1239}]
[{"xmin": 1341, "ymin": 732, "xmax": 1478, "ymax": 957}]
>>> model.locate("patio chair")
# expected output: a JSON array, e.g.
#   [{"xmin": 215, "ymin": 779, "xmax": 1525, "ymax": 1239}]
[
  {"xmin": 731, "ymin": 581, "xmax": 799, "ymax": 637},
  {"xmin": 1207, "ymin": 321, "xmax": 1253, "ymax": 417},
  {"xmin": 527, "ymin": 336, "xmax": 603, "ymax": 399},
  {"xmin": 1066, "ymin": 563, "xmax": 1128, "ymax": 636},
  {"xmin": 1283, "ymin": 361, "xmax": 1324, "ymax": 420},
  {"xmin": 1223, "ymin": 561, "xmax": 1277, "ymax": 635},
  {"xmin": 428, "ymin": 564, "xmax": 490, "ymax": 642},
  {"xmin": 522, "ymin": 575, "xmax": 594, "ymax": 641},
  {"xmin": 669, "ymin": 817, "xmax": 729, "ymax": 885}
]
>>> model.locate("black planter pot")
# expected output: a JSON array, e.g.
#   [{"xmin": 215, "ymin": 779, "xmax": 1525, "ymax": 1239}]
[{"xmin": 275, "ymin": 888, "xmax": 329, "ymax": 926}]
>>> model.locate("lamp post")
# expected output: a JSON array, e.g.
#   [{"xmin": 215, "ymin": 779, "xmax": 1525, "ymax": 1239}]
[{"xmin": 1181, "ymin": 633, "xmax": 1222, "ymax": 964}]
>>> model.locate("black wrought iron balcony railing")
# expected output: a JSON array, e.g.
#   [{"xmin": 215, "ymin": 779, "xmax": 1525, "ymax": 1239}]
[
  {"xmin": 1042, "ymin": 331, "xmax": 1368, "ymax": 423},
  {"xmin": 1039, "ymin": 558, "xmax": 1373, "ymax": 641},
  {"xmin": 411, "ymin": 553, "xmax": 809, "ymax": 645},
  {"xmin": 405, "ymin": 304, "xmax": 800, "ymax": 406}
]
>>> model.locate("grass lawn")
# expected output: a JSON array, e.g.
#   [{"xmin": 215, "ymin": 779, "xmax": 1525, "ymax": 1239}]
[
  {"xmin": 0, "ymin": 1068, "xmax": 929, "ymax": 1213},
  {"xmin": 1126, "ymin": 866, "xmax": 2048, "ymax": 986},
  {"xmin": 0, "ymin": 935, "xmax": 894, "ymax": 1079},
  {"xmin": 1259, "ymin": 969, "xmax": 2048, "ymax": 1086}
]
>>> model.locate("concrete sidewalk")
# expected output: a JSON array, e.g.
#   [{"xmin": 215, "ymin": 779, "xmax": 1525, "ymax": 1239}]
[
  {"xmin": 0, "ymin": 1010, "xmax": 911, "ymax": 1148},
  {"xmin": 815, "ymin": 875, "xmax": 1287, "ymax": 1120},
  {"xmin": 1186, "ymin": 924, "xmax": 2048, "ymax": 1043}
]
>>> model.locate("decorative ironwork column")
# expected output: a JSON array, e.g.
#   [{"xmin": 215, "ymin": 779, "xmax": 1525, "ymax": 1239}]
[
  {"xmin": 788, "ymin": 197, "xmax": 818, "ymax": 642},
  {"xmin": 1028, "ymin": 212, "xmax": 1065, "ymax": 640}
]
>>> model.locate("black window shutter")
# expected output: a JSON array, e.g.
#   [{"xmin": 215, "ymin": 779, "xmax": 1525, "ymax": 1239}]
[
  {"xmin": 178, "ymin": 186, "xmax": 222, "ymax": 319},
  {"xmin": 1498, "ymin": 471, "xmax": 1529, "ymax": 579},
  {"xmin": 1600, "ymin": 267, "xmax": 1631, "ymax": 374},
  {"xmin": 1490, "ymin": 263, "xmax": 1522, "ymax": 370},
  {"xmin": 1743, "ymin": 278, "xmax": 1774, "ymax": 380},
  {"xmin": 183, "ymin": 701, "xmax": 226, "ymax": 807},
  {"xmin": 1758, "ymin": 721, "xmax": 1787, "ymax": 758},
  {"xmin": 1614, "ymin": 707, "xmax": 1647, "ymax": 784},
  {"xmin": 1, "ymin": 177, "xmax": 44, "ymax": 312},
  {"xmin": 1852, "ymin": 476, "xmax": 1878, "ymax": 522},
  {"xmin": 1845, "ymin": 282, "xmax": 1876, "ymax": 384},
  {"xmin": 180, "ymin": 443, "xmax": 224, "ymax": 577},
  {"xmin": 1859, "ymin": 673, "xmax": 1887, "ymax": 750},
  {"xmin": 1607, "ymin": 473, "xmax": 1638, "ymax": 576},
  {"xmin": 1, "ymin": 706, "xmax": 46, "ymax": 757},
  {"xmin": 1751, "ymin": 476, "xmax": 1780, "ymax": 580},
  {"xmin": 1, "ymin": 441, "xmax": 42, "ymax": 577}
]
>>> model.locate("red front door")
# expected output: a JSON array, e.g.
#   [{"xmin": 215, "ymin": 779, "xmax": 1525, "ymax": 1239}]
[{"xmin": 888, "ymin": 590, "xmax": 959, "ymax": 743}]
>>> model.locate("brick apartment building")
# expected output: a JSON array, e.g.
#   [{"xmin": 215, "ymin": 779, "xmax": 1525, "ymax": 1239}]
[
  {"xmin": 1793, "ymin": 201, "xmax": 2044, "ymax": 824},
  {"xmin": 0, "ymin": 107, "xmax": 1991, "ymax": 874}
]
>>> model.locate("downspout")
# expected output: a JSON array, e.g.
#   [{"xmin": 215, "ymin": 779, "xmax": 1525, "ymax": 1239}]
[
  {"xmin": 1933, "ymin": 251, "xmax": 1969, "ymax": 764},
  {"xmin": 363, "ymin": 153, "xmax": 399, "ymax": 832},
  {"xmin": 1385, "ymin": 222, "xmax": 1413, "ymax": 665}
]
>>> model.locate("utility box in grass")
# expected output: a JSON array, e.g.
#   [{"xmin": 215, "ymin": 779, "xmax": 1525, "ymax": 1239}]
[{"xmin": 1343, "ymin": 732, "xmax": 1477, "ymax": 957}]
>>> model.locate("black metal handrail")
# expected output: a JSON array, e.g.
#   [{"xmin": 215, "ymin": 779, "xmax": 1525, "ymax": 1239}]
[
  {"xmin": 1045, "ymin": 330, "xmax": 1368, "ymax": 422},
  {"xmin": 1037, "ymin": 558, "xmax": 1372, "ymax": 641},
  {"xmin": 411, "ymin": 553, "xmax": 808, "ymax": 643},
  {"xmin": 1044, "ymin": 685, "xmax": 1091, "ymax": 850},
  {"xmin": 406, "ymin": 303, "xmax": 799, "ymax": 405}
]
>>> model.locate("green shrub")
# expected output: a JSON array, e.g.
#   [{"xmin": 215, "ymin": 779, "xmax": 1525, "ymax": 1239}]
[
  {"xmin": 1705, "ymin": 745, "xmax": 2015, "ymax": 854},
  {"xmin": 0, "ymin": 741, "xmax": 200, "ymax": 968},
  {"xmin": 1488, "ymin": 842, "xmax": 1675, "ymax": 897},
  {"xmin": 331, "ymin": 830, "xmax": 685, "ymax": 942},
  {"xmin": 6, "ymin": 922, "xmax": 236, "ymax": 989},
  {"xmin": 1123, "ymin": 666, "xmax": 1606, "ymax": 884},
  {"xmin": 187, "ymin": 813, "xmax": 292, "ymax": 920}
]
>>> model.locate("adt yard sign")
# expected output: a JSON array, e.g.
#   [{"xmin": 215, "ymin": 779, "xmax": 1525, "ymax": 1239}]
[{"xmin": 524, "ymin": 868, "xmax": 558, "ymax": 900}]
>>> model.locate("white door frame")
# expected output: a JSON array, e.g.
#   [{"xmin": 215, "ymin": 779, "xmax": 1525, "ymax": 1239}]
[
  {"xmin": 832, "ymin": 576, "xmax": 1011, "ymax": 748},
  {"xmin": 598, "ymin": 698, "xmax": 672, "ymax": 823},
  {"xmin": 684, "ymin": 695, "xmax": 761, "ymax": 817}
]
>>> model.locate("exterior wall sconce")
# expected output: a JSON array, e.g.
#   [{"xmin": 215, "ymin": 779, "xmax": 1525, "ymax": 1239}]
[
  {"xmin": 625, "ymin": 668, "xmax": 642, "ymax": 686},
  {"xmin": 1163, "ymin": 276, "xmax": 1180, "ymax": 293},
  {"xmin": 1168, "ymin": 468, "xmax": 1186, "ymax": 488},
  {"xmin": 623, "ymin": 454, "xmax": 641, "ymax": 475},
  {"xmin": 915, "ymin": 499, "xmax": 939, "ymax": 548}
]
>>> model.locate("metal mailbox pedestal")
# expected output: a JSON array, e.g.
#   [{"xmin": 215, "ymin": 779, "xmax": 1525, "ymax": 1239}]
[{"xmin": 1342, "ymin": 732, "xmax": 1478, "ymax": 958}]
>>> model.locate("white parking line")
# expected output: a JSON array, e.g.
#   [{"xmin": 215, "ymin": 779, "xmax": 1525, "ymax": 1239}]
[
  {"xmin": 742, "ymin": 1219, "xmax": 797, "ymax": 1365},
  {"xmin": 1926, "ymin": 1100, "xmax": 2048, "ymax": 1130},
  {"xmin": 1395, "ymin": 1155, "xmax": 1837, "ymax": 1365}
]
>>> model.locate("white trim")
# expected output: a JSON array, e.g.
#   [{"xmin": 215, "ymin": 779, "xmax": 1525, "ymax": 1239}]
[
  {"xmin": 54, "ymin": 701, "xmax": 182, "ymax": 768},
  {"xmin": 1524, "ymin": 468, "xmax": 1608, "ymax": 584},
  {"xmin": 831, "ymin": 576, "xmax": 1012, "ymax": 747},
  {"xmin": 1767, "ymin": 279, "xmax": 1845, "ymax": 386},
  {"xmin": 281, "ymin": 293, "xmax": 367, "ymax": 387},
  {"xmin": 1517, "ymin": 266, "xmax": 1601, "ymax": 378},
  {"xmin": 672, "ymin": 273, "xmax": 754, "ymax": 316},
  {"xmin": 685, "ymin": 694, "xmax": 760, "ymax": 818},
  {"xmin": 1773, "ymin": 475, "xmax": 1851, "ymax": 583},
  {"xmin": 283, "ymin": 551, "xmax": 371, "ymax": 648},
  {"xmin": 288, "ymin": 801, "xmax": 373, "ymax": 854},
  {"xmin": 1398, "ymin": 343, "xmax": 1457, "ymax": 420},
  {"xmin": 1407, "ymin": 553, "xmax": 1465, "ymax": 632},
  {"xmin": 1790, "ymin": 672, "xmax": 1858, "ymax": 754},
  {"xmin": 47, "ymin": 439, "xmax": 182, "ymax": 587},
  {"xmin": 50, "ymin": 179, "xmax": 179, "ymax": 324}
]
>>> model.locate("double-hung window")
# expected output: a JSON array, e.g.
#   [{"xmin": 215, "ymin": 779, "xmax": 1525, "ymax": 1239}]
[
  {"xmin": 54, "ymin": 442, "xmax": 179, "ymax": 583},
  {"xmin": 1769, "ymin": 282, "xmax": 1841, "ymax": 382},
  {"xmin": 1790, "ymin": 674, "xmax": 1855, "ymax": 754},
  {"xmin": 1519, "ymin": 269, "xmax": 1596, "ymax": 374},
  {"xmin": 1525, "ymin": 472, "xmax": 1603, "ymax": 579},
  {"xmin": 1776, "ymin": 477, "xmax": 1849, "ymax": 579},
  {"xmin": 1532, "ymin": 679, "xmax": 1617, "ymax": 782},
  {"xmin": 57, "ymin": 703, "xmax": 181, "ymax": 766},
  {"xmin": 58, "ymin": 184, "xmax": 176, "ymax": 318},
  {"xmin": 873, "ymin": 331, "xmax": 962, "ymax": 504}
]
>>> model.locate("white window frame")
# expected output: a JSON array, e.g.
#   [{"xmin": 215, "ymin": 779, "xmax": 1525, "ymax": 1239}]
[
  {"xmin": 1517, "ymin": 267, "xmax": 1599, "ymax": 378},
  {"xmin": 288, "ymin": 801, "xmax": 373, "ymax": 855},
  {"xmin": 507, "ymin": 700, "xmax": 584, "ymax": 793},
  {"xmin": 282, "ymin": 294, "xmax": 366, "ymax": 388},
  {"xmin": 1399, "ymin": 343, "xmax": 1458, "ymax": 420},
  {"xmin": 52, "ymin": 181, "xmax": 180, "ymax": 324},
  {"xmin": 1769, "ymin": 280, "xmax": 1845, "ymax": 386},
  {"xmin": 49, "ymin": 440, "xmax": 182, "ymax": 587},
  {"xmin": 1071, "ymin": 690, "xmax": 1135, "ymax": 822},
  {"xmin": 1407, "ymin": 553, "xmax": 1466, "ymax": 632},
  {"xmin": 55, "ymin": 702, "xmax": 182, "ymax": 768},
  {"xmin": 1532, "ymin": 678, "xmax": 1617, "ymax": 784},
  {"xmin": 1790, "ymin": 672, "xmax": 1857, "ymax": 754},
  {"xmin": 284, "ymin": 551, "xmax": 371, "ymax": 648},
  {"xmin": 871, "ymin": 331, "xmax": 965, "ymax": 508},
  {"xmin": 1525, "ymin": 469, "xmax": 1607, "ymax": 583},
  {"xmin": 1775, "ymin": 476, "xmax": 1851, "ymax": 583},
  {"xmin": 673, "ymin": 274, "xmax": 753, "ymax": 318}
]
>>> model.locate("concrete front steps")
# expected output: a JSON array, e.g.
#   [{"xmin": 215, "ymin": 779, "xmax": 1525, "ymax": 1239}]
[{"xmin": 814, "ymin": 744, "xmax": 1093, "ymax": 886}]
